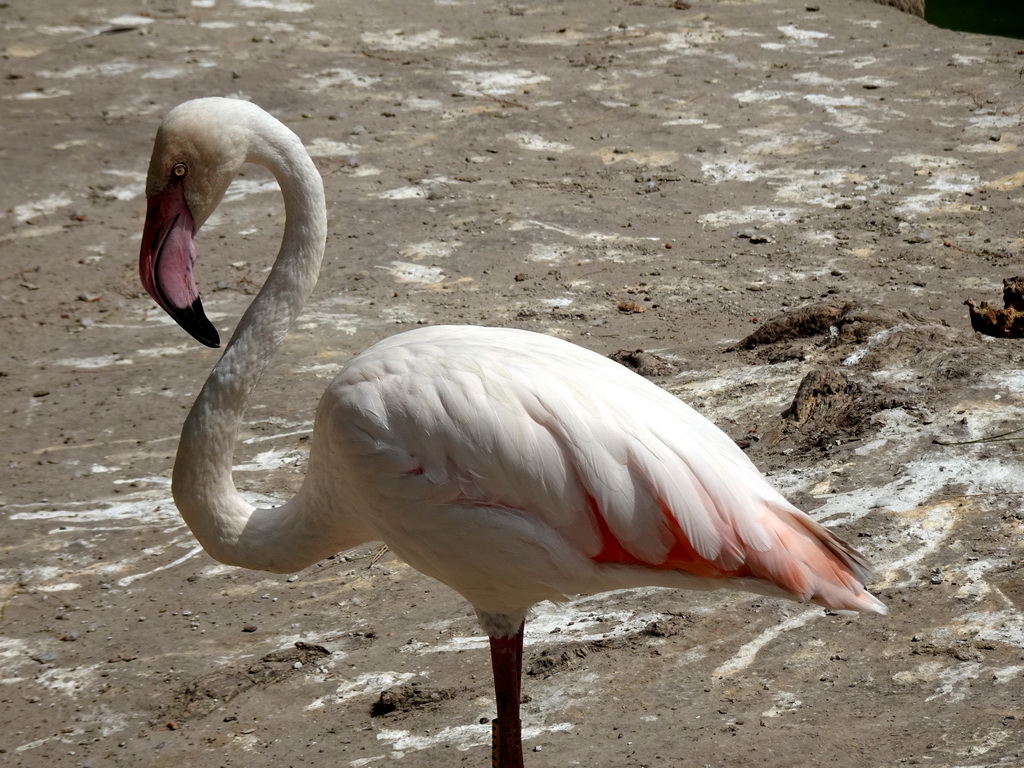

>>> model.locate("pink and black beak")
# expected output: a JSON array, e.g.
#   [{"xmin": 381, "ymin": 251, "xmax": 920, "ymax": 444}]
[{"xmin": 139, "ymin": 178, "xmax": 220, "ymax": 348}]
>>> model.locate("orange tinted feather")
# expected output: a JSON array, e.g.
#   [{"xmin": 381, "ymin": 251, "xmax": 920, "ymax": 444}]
[
  {"xmin": 588, "ymin": 493, "xmax": 878, "ymax": 613},
  {"xmin": 656, "ymin": 500, "xmax": 729, "ymax": 578},
  {"xmin": 588, "ymin": 494, "xmax": 729, "ymax": 580},
  {"xmin": 590, "ymin": 494, "xmax": 647, "ymax": 567}
]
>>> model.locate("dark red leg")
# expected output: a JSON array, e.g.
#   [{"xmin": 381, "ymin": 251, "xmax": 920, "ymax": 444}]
[{"xmin": 489, "ymin": 622, "xmax": 525, "ymax": 768}]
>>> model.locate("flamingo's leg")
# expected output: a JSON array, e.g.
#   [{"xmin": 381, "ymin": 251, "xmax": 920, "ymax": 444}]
[{"xmin": 489, "ymin": 622, "xmax": 525, "ymax": 768}]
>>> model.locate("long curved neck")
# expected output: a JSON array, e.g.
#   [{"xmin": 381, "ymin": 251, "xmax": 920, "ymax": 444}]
[{"xmin": 171, "ymin": 121, "xmax": 340, "ymax": 573}]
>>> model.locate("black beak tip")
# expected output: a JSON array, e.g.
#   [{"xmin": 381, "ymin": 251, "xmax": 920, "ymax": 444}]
[
  {"xmin": 173, "ymin": 296, "xmax": 220, "ymax": 348},
  {"xmin": 195, "ymin": 331, "xmax": 221, "ymax": 349}
]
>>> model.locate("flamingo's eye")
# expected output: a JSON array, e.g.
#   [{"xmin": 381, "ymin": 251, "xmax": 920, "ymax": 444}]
[{"xmin": 172, "ymin": 163, "xmax": 188, "ymax": 178}]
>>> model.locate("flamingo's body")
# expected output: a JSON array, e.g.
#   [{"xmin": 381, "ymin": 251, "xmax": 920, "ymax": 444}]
[{"xmin": 139, "ymin": 97, "xmax": 886, "ymax": 767}]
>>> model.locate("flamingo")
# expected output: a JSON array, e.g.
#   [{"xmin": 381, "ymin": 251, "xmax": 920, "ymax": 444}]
[{"xmin": 139, "ymin": 97, "xmax": 887, "ymax": 767}]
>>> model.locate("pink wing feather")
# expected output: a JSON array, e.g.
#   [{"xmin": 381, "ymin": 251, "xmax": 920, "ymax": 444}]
[{"xmin": 330, "ymin": 325, "xmax": 886, "ymax": 616}]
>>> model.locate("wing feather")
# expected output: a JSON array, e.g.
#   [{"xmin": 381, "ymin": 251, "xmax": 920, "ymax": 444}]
[{"xmin": 327, "ymin": 326, "xmax": 883, "ymax": 612}]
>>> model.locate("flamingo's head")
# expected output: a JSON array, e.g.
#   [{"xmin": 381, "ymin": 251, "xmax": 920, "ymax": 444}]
[{"xmin": 139, "ymin": 98, "xmax": 258, "ymax": 348}]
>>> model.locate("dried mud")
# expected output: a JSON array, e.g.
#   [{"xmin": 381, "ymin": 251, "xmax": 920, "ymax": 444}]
[{"xmin": 2, "ymin": 1, "xmax": 1024, "ymax": 767}]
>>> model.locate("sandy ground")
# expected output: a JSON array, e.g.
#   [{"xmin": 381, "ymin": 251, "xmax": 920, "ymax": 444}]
[{"xmin": 2, "ymin": 1, "xmax": 1024, "ymax": 766}]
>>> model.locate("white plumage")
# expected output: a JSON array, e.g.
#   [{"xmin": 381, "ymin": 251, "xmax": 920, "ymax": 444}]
[{"xmin": 139, "ymin": 97, "xmax": 886, "ymax": 768}]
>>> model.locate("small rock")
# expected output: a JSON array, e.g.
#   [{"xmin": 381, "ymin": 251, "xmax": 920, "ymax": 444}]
[
  {"xmin": 965, "ymin": 276, "xmax": 1024, "ymax": 338},
  {"xmin": 609, "ymin": 349, "xmax": 673, "ymax": 377}
]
